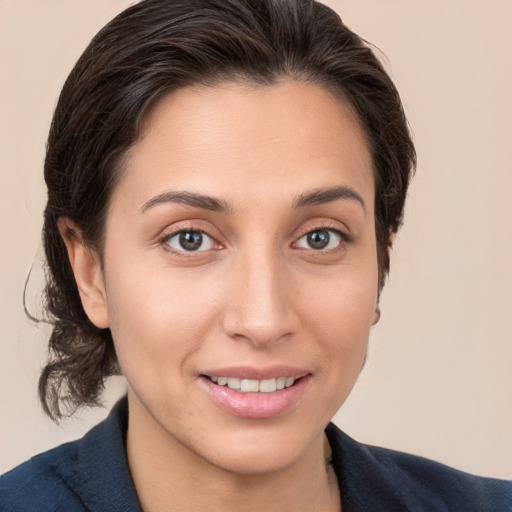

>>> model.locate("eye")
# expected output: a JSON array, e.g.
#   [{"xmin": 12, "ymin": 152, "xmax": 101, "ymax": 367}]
[
  {"xmin": 295, "ymin": 229, "xmax": 343, "ymax": 250},
  {"xmin": 165, "ymin": 230, "xmax": 216, "ymax": 252}
]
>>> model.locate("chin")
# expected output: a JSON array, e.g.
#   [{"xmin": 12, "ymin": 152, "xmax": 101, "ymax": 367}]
[
  {"xmin": 196, "ymin": 420, "xmax": 323, "ymax": 476},
  {"xmin": 208, "ymin": 442, "xmax": 307, "ymax": 476}
]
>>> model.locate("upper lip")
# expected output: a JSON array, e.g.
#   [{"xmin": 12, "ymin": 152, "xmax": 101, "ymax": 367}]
[{"xmin": 201, "ymin": 365, "xmax": 310, "ymax": 380}]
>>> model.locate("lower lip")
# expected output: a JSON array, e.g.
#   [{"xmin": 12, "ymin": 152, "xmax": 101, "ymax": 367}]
[{"xmin": 199, "ymin": 376, "xmax": 310, "ymax": 419}]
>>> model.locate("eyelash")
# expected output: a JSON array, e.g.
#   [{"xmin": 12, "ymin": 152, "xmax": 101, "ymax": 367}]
[
  {"xmin": 160, "ymin": 228, "xmax": 219, "ymax": 256},
  {"xmin": 293, "ymin": 224, "xmax": 352, "ymax": 251},
  {"xmin": 159, "ymin": 223, "xmax": 351, "ymax": 256}
]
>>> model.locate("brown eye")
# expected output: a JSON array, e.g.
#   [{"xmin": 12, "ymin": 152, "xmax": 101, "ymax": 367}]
[
  {"xmin": 307, "ymin": 230, "xmax": 330, "ymax": 249},
  {"xmin": 166, "ymin": 230, "xmax": 215, "ymax": 252},
  {"xmin": 296, "ymin": 229, "xmax": 342, "ymax": 250}
]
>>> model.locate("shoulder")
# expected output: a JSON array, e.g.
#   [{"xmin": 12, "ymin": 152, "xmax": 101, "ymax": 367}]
[
  {"xmin": 0, "ymin": 398, "xmax": 140, "ymax": 512},
  {"xmin": 0, "ymin": 441, "xmax": 85, "ymax": 512},
  {"xmin": 326, "ymin": 423, "xmax": 512, "ymax": 511}
]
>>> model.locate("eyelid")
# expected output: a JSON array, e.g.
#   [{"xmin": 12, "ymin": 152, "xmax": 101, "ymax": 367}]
[
  {"xmin": 293, "ymin": 220, "xmax": 352, "ymax": 245},
  {"xmin": 294, "ymin": 229, "xmax": 342, "ymax": 250},
  {"xmin": 158, "ymin": 221, "xmax": 224, "ymax": 256},
  {"xmin": 165, "ymin": 230, "xmax": 216, "ymax": 252}
]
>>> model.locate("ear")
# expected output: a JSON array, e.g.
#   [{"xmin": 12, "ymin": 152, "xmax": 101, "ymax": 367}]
[
  {"xmin": 388, "ymin": 229, "xmax": 396, "ymax": 251},
  {"xmin": 372, "ymin": 306, "xmax": 381, "ymax": 326},
  {"xmin": 58, "ymin": 217, "xmax": 110, "ymax": 329}
]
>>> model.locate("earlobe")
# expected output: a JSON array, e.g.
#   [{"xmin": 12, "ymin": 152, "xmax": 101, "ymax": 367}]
[
  {"xmin": 372, "ymin": 306, "xmax": 381, "ymax": 326},
  {"xmin": 57, "ymin": 218, "xmax": 110, "ymax": 329}
]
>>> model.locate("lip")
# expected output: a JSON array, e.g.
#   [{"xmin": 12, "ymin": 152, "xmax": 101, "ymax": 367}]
[
  {"xmin": 198, "ymin": 367, "xmax": 311, "ymax": 420},
  {"xmin": 201, "ymin": 365, "xmax": 309, "ymax": 380}
]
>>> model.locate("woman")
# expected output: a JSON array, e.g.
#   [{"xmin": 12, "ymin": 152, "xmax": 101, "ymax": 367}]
[{"xmin": 1, "ymin": 0, "xmax": 510, "ymax": 510}]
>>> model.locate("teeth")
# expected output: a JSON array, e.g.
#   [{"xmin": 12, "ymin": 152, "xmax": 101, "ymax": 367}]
[
  {"xmin": 209, "ymin": 375, "xmax": 297, "ymax": 393},
  {"xmin": 227, "ymin": 377, "xmax": 241, "ymax": 390},
  {"xmin": 240, "ymin": 379, "xmax": 260, "ymax": 392},
  {"xmin": 259, "ymin": 378, "xmax": 277, "ymax": 393}
]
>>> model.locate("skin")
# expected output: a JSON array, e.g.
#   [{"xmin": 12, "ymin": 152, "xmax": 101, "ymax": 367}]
[{"xmin": 61, "ymin": 81, "xmax": 380, "ymax": 512}]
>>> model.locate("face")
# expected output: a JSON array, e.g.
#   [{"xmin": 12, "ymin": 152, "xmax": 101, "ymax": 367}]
[{"xmin": 96, "ymin": 81, "xmax": 379, "ymax": 474}]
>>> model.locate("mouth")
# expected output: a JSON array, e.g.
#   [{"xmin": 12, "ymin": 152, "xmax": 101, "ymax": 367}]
[
  {"xmin": 203, "ymin": 375, "xmax": 303, "ymax": 394},
  {"xmin": 199, "ymin": 370, "xmax": 310, "ymax": 419}
]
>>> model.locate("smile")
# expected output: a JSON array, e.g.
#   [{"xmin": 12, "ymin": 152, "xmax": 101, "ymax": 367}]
[{"xmin": 208, "ymin": 376, "xmax": 296, "ymax": 393}]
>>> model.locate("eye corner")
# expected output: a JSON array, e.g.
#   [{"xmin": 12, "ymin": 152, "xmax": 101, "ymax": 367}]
[
  {"xmin": 160, "ymin": 228, "xmax": 221, "ymax": 255},
  {"xmin": 293, "ymin": 227, "xmax": 351, "ymax": 252}
]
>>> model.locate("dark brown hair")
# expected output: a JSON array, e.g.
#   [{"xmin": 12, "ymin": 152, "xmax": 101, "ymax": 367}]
[{"xmin": 40, "ymin": 0, "xmax": 416, "ymax": 419}]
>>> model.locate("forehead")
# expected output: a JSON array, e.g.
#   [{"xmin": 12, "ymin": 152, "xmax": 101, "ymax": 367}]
[{"xmin": 113, "ymin": 81, "xmax": 374, "ymax": 213}]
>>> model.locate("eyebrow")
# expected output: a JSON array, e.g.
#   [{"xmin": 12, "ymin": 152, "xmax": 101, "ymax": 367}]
[
  {"xmin": 140, "ymin": 191, "xmax": 229, "ymax": 214},
  {"xmin": 140, "ymin": 184, "xmax": 365, "ymax": 215},
  {"xmin": 293, "ymin": 185, "xmax": 366, "ymax": 213}
]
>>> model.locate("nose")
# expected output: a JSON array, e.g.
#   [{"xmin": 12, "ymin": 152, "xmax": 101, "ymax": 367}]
[{"xmin": 221, "ymin": 246, "xmax": 300, "ymax": 348}]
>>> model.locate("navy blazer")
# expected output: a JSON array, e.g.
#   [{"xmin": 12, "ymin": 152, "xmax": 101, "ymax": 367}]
[{"xmin": 1, "ymin": 398, "xmax": 511, "ymax": 511}]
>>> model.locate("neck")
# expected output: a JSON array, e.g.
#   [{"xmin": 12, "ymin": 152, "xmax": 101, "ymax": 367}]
[{"xmin": 126, "ymin": 394, "xmax": 341, "ymax": 512}]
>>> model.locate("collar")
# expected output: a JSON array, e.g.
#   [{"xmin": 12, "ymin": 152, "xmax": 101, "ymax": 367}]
[{"xmin": 59, "ymin": 397, "xmax": 142, "ymax": 512}]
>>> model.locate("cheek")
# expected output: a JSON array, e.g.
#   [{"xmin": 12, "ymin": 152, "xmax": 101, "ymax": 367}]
[
  {"xmin": 104, "ymin": 259, "xmax": 223, "ymax": 379},
  {"xmin": 298, "ymin": 259, "xmax": 378, "ymax": 371},
  {"xmin": 311, "ymin": 293, "xmax": 375, "ymax": 367},
  {"xmin": 302, "ymin": 260, "xmax": 378, "ymax": 331}
]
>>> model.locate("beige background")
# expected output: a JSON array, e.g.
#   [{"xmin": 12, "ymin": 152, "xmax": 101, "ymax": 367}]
[{"xmin": 1, "ymin": 0, "xmax": 511, "ymax": 478}]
